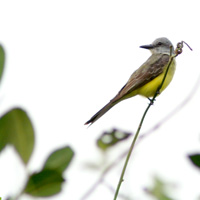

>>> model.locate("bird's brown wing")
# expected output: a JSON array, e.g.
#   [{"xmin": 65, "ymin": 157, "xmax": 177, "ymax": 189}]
[
  {"xmin": 84, "ymin": 54, "xmax": 170, "ymax": 126},
  {"xmin": 111, "ymin": 54, "xmax": 170, "ymax": 102}
]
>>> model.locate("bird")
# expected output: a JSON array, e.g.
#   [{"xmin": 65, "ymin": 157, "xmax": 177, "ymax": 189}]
[{"xmin": 85, "ymin": 37, "xmax": 176, "ymax": 126}]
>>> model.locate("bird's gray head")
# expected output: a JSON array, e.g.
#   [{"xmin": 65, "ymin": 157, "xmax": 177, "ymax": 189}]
[{"xmin": 140, "ymin": 37, "xmax": 174, "ymax": 55}]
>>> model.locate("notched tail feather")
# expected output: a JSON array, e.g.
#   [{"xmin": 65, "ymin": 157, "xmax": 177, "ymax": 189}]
[{"xmin": 84, "ymin": 101, "xmax": 116, "ymax": 126}]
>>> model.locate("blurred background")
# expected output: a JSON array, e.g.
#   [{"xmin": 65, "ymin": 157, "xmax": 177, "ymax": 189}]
[{"xmin": 0, "ymin": 1, "xmax": 200, "ymax": 200}]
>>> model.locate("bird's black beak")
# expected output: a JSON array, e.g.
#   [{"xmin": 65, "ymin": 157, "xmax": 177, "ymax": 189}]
[{"xmin": 140, "ymin": 44, "xmax": 154, "ymax": 49}]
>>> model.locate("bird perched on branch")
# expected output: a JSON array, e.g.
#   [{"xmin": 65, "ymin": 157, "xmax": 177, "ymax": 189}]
[{"xmin": 85, "ymin": 37, "xmax": 176, "ymax": 126}]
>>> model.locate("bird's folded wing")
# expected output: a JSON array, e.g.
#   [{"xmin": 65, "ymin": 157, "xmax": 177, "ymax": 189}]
[{"xmin": 112, "ymin": 54, "xmax": 170, "ymax": 102}]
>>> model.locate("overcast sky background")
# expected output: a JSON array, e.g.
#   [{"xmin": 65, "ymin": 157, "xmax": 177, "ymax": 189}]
[{"xmin": 0, "ymin": 1, "xmax": 200, "ymax": 200}]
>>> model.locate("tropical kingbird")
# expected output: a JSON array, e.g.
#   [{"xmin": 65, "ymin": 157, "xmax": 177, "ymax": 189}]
[{"xmin": 85, "ymin": 37, "xmax": 176, "ymax": 125}]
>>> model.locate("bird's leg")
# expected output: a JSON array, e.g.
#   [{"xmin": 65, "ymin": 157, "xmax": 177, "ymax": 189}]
[
  {"xmin": 148, "ymin": 88, "xmax": 160, "ymax": 105},
  {"xmin": 148, "ymin": 97, "xmax": 155, "ymax": 105}
]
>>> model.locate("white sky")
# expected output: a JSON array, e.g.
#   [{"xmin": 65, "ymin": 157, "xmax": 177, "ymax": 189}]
[{"xmin": 0, "ymin": 1, "xmax": 200, "ymax": 200}]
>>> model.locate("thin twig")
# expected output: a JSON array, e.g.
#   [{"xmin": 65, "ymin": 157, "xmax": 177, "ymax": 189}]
[{"xmin": 113, "ymin": 46, "xmax": 178, "ymax": 200}]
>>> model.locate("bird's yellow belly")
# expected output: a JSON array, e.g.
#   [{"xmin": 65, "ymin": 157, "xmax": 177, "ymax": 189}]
[{"xmin": 137, "ymin": 60, "xmax": 176, "ymax": 97}]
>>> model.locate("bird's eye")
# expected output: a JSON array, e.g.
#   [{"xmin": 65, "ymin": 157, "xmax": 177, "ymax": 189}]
[{"xmin": 157, "ymin": 42, "xmax": 162, "ymax": 46}]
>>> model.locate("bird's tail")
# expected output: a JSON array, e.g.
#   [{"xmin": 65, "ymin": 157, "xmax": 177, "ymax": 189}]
[{"xmin": 84, "ymin": 101, "xmax": 117, "ymax": 126}]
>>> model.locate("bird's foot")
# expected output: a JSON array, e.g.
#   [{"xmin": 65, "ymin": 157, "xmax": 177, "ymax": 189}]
[{"xmin": 148, "ymin": 97, "xmax": 155, "ymax": 105}]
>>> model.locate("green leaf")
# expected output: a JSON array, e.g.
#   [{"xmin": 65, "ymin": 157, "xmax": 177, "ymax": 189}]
[
  {"xmin": 0, "ymin": 45, "xmax": 5, "ymax": 84},
  {"xmin": 24, "ymin": 146, "xmax": 74, "ymax": 197},
  {"xmin": 188, "ymin": 154, "xmax": 200, "ymax": 169},
  {"xmin": 24, "ymin": 169, "xmax": 65, "ymax": 197},
  {"xmin": 145, "ymin": 176, "xmax": 175, "ymax": 200},
  {"xmin": 0, "ymin": 108, "xmax": 35, "ymax": 164},
  {"xmin": 97, "ymin": 128, "xmax": 132, "ymax": 151},
  {"xmin": 43, "ymin": 146, "xmax": 74, "ymax": 173}
]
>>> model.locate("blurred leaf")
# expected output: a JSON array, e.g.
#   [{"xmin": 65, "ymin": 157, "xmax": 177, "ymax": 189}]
[
  {"xmin": 43, "ymin": 146, "xmax": 74, "ymax": 173},
  {"xmin": 0, "ymin": 45, "xmax": 5, "ymax": 84},
  {"xmin": 97, "ymin": 128, "xmax": 132, "ymax": 151},
  {"xmin": 188, "ymin": 154, "xmax": 200, "ymax": 169},
  {"xmin": 0, "ymin": 108, "xmax": 35, "ymax": 164},
  {"xmin": 145, "ymin": 177, "xmax": 174, "ymax": 200},
  {"xmin": 24, "ymin": 146, "xmax": 74, "ymax": 197},
  {"xmin": 24, "ymin": 169, "xmax": 65, "ymax": 197}
]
